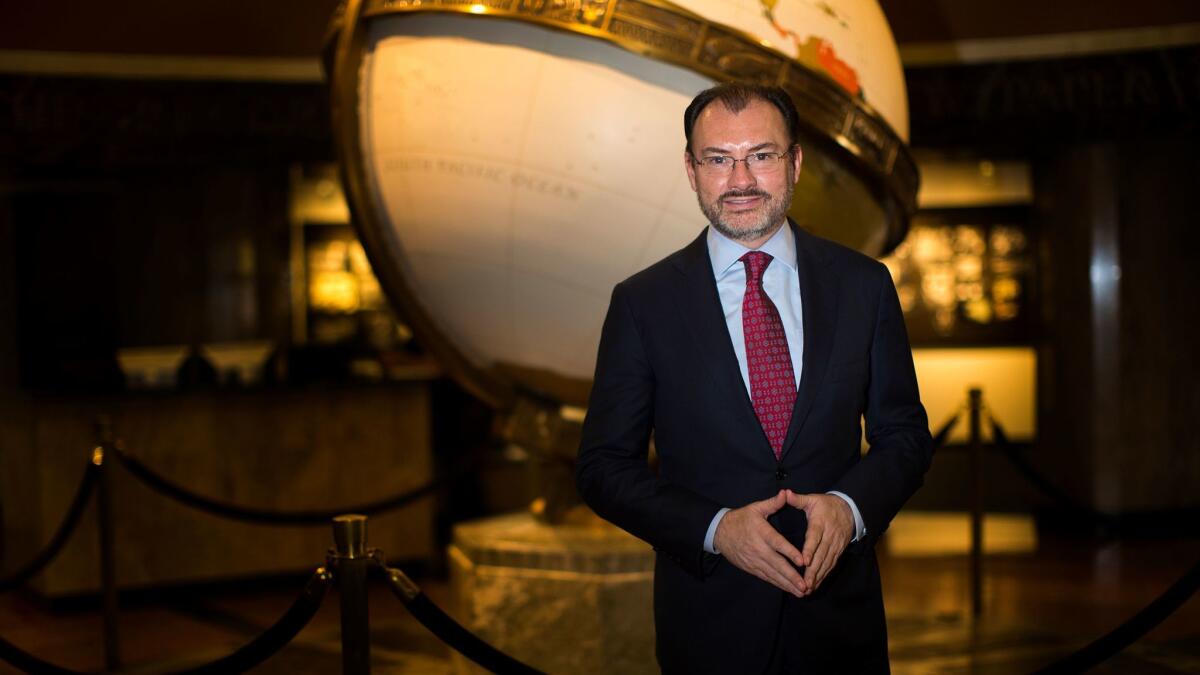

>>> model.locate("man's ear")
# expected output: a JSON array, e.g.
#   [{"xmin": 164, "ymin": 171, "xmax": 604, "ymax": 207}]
[
  {"xmin": 791, "ymin": 144, "xmax": 803, "ymax": 185},
  {"xmin": 684, "ymin": 149, "xmax": 699, "ymax": 193}
]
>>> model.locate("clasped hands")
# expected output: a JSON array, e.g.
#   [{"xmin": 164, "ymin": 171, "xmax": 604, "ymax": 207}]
[{"xmin": 712, "ymin": 489, "xmax": 853, "ymax": 598}]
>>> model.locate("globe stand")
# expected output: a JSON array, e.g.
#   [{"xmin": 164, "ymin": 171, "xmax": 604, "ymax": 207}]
[
  {"xmin": 496, "ymin": 395, "xmax": 589, "ymax": 525},
  {"xmin": 448, "ymin": 397, "xmax": 656, "ymax": 674}
]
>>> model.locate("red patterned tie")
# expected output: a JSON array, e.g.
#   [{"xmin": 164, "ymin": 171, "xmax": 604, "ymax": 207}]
[{"xmin": 741, "ymin": 251, "xmax": 795, "ymax": 460}]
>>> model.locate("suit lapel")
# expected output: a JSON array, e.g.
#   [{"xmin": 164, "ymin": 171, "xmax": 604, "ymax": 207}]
[
  {"xmin": 673, "ymin": 230, "xmax": 771, "ymax": 456},
  {"xmin": 780, "ymin": 224, "xmax": 837, "ymax": 460}
]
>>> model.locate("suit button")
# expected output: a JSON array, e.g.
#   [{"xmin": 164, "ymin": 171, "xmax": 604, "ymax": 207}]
[{"xmin": 775, "ymin": 469, "xmax": 787, "ymax": 480}]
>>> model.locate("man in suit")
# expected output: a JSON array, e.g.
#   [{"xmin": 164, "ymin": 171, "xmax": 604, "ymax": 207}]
[{"xmin": 576, "ymin": 83, "xmax": 933, "ymax": 673}]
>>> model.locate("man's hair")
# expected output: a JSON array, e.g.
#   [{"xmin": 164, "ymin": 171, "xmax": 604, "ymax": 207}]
[{"xmin": 683, "ymin": 83, "xmax": 802, "ymax": 152}]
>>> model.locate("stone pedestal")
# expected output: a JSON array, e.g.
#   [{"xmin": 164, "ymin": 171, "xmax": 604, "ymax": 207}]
[{"xmin": 448, "ymin": 512, "xmax": 655, "ymax": 675}]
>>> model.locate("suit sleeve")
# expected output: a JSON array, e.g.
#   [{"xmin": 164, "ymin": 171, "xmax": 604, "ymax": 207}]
[
  {"xmin": 830, "ymin": 265, "xmax": 933, "ymax": 546},
  {"xmin": 576, "ymin": 282, "xmax": 723, "ymax": 577}
]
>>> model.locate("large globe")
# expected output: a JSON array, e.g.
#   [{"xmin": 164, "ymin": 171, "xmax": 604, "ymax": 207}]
[{"xmin": 329, "ymin": 0, "xmax": 916, "ymax": 408}]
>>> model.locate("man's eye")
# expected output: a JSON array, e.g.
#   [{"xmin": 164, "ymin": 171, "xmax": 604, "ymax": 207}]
[
  {"xmin": 753, "ymin": 153, "xmax": 773, "ymax": 161},
  {"xmin": 707, "ymin": 156, "xmax": 729, "ymax": 165}
]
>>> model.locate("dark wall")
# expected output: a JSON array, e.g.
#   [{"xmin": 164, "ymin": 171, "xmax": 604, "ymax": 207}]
[
  {"xmin": 0, "ymin": 75, "xmax": 332, "ymax": 391},
  {"xmin": 1113, "ymin": 136, "xmax": 1200, "ymax": 510},
  {"xmin": 1034, "ymin": 135, "xmax": 1200, "ymax": 516},
  {"xmin": 10, "ymin": 167, "xmax": 293, "ymax": 389}
]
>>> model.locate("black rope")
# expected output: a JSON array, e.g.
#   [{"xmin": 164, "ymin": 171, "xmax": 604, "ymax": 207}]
[
  {"xmin": 170, "ymin": 567, "xmax": 331, "ymax": 675},
  {"xmin": 989, "ymin": 417, "xmax": 1117, "ymax": 528},
  {"xmin": 931, "ymin": 412, "xmax": 961, "ymax": 450},
  {"xmin": 0, "ymin": 567, "xmax": 330, "ymax": 675},
  {"xmin": 379, "ymin": 563, "xmax": 546, "ymax": 675},
  {"xmin": 111, "ymin": 446, "xmax": 439, "ymax": 525},
  {"xmin": 0, "ymin": 463, "xmax": 98, "ymax": 593},
  {"xmin": 0, "ymin": 635, "xmax": 83, "ymax": 675},
  {"xmin": 1033, "ymin": 557, "xmax": 1200, "ymax": 674}
]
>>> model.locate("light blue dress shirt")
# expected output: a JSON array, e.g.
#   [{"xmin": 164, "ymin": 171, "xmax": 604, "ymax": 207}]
[{"xmin": 701, "ymin": 224, "xmax": 866, "ymax": 555}]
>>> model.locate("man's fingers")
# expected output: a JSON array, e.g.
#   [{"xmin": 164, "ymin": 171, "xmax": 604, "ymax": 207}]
[
  {"xmin": 812, "ymin": 533, "xmax": 844, "ymax": 588},
  {"xmin": 803, "ymin": 524, "xmax": 827, "ymax": 580},
  {"xmin": 767, "ymin": 528, "xmax": 806, "ymax": 569},
  {"xmin": 804, "ymin": 535, "xmax": 829, "ymax": 587},
  {"xmin": 801, "ymin": 524, "xmax": 821, "ymax": 568},
  {"xmin": 758, "ymin": 526, "xmax": 807, "ymax": 593},
  {"xmin": 760, "ymin": 563, "xmax": 803, "ymax": 597},
  {"xmin": 785, "ymin": 490, "xmax": 812, "ymax": 511},
  {"xmin": 753, "ymin": 489, "xmax": 788, "ymax": 516},
  {"xmin": 755, "ymin": 549, "xmax": 807, "ymax": 597}
]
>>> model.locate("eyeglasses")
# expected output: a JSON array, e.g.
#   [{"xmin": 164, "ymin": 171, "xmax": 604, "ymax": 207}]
[{"xmin": 690, "ymin": 150, "xmax": 792, "ymax": 176}]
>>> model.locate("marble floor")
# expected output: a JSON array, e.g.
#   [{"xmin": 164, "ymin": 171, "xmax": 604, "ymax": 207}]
[{"xmin": 1, "ymin": 532, "xmax": 1197, "ymax": 674}]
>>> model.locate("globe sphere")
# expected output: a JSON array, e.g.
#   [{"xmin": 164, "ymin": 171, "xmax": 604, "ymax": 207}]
[{"xmin": 331, "ymin": 0, "xmax": 915, "ymax": 406}]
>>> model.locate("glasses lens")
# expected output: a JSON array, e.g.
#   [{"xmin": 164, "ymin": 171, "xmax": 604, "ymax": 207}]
[
  {"xmin": 746, "ymin": 154, "xmax": 772, "ymax": 172},
  {"xmin": 696, "ymin": 153, "xmax": 787, "ymax": 175}
]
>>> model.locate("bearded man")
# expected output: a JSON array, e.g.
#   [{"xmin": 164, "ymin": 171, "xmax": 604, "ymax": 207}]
[{"xmin": 577, "ymin": 83, "xmax": 932, "ymax": 674}]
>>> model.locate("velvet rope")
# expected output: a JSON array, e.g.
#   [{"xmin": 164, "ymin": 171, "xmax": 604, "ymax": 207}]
[
  {"xmin": 930, "ymin": 411, "xmax": 961, "ymax": 450},
  {"xmin": 379, "ymin": 563, "xmax": 546, "ymax": 675},
  {"xmin": 0, "ymin": 463, "xmax": 97, "ymax": 593},
  {"xmin": 989, "ymin": 416, "xmax": 1117, "ymax": 528},
  {"xmin": 1033, "ymin": 558, "xmax": 1200, "ymax": 674},
  {"xmin": 171, "ymin": 567, "xmax": 331, "ymax": 674},
  {"xmin": 112, "ymin": 446, "xmax": 439, "ymax": 525},
  {"xmin": 0, "ymin": 568, "xmax": 329, "ymax": 675}
]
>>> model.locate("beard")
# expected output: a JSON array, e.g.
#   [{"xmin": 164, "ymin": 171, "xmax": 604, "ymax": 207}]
[{"xmin": 697, "ymin": 178, "xmax": 794, "ymax": 243}]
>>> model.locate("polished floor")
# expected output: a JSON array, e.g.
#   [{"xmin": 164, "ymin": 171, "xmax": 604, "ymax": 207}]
[{"xmin": 1, "ymin": 531, "xmax": 1197, "ymax": 674}]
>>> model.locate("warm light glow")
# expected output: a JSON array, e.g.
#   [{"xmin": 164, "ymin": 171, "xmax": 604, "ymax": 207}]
[
  {"xmin": 917, "ymin": 157, "xmax": 1031, "ymax": 208},
  {"xmin": 310, "ymin": 271, "xmax": 360, "ymax": 312},
  {"xmin": 290, "ymin": 167, "xmax": 351, "ymax": 224},
  {"xmin": 308, "ymin": 240, "xmax": 384, "ymax": 313},
  {"xmin": 912, "ymin": 347, "xmax": 1036, "ymax": 442},
  {"xmin": 884, "ymin": 223, "xmax": 1030, "ymax": 337},
  {"xmin": 468, "ymin": 3, "xmax": 486, "ymax": 13},
  {"xmin": 886, "ymin": 511, "xmax": 1037, "ymax": 556}
]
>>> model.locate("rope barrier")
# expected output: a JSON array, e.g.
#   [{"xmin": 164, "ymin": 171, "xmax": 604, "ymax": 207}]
[
  {"xmin": 169, "ymin": 566, "xmax": 331, "ymax": 675},
  {"xmin": 0, "ymin": 566, "xmax": 330, "ymax": 675},
  {"xmin": 0, "ymin": 463, "xmax": 98, "ymax": 593},
  {"xmin": 989, "ymin": 416, "xmax": 1117, "ymax": 528},
  {"xmin": 930, "ymin": 411, "xmax": 961, "ymax": 450},
  {"xmin": 111, "ymin": 445, "xmax": 440, "ymax": 525},
  {"xmin": 1033, "ymin": 557, "xmax": 1200, "ymax": 674},
  {"xmin": 379, "ymin": 561, "xmax": 546, "ymax": 675},
  {"xmin": 0, "ymin": 635, "xmax": 83, "ymax": 675}
]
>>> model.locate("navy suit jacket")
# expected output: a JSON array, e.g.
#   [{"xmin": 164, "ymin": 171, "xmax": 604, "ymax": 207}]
[{"xmin": 577, "ymin": 224, "xmax": 932, "ymax": 673}]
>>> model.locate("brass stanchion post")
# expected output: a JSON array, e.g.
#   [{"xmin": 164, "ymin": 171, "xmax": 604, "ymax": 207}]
[
  {"xmin": 967, "ymin": 388, "xmax": 984, "ymax": 620},
  {"xmin": 93, "ymin": 417, "xmax": 121, "ymax": 671},
  {"xmin": 332, "ymin": 514, "xmax": 371, "ymax": 675}
]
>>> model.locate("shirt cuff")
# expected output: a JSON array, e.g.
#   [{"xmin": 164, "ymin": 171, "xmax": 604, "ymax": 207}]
[
  {"xmin": 827, "ymin": 491, "xmax": 866, "ymax": 542},
  {"xmin": 703, "ymin": 507, "xmax": 731, "ymax": 554}
]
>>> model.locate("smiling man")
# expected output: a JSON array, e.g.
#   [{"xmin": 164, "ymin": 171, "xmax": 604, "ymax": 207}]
[{"xmin": 576, "ymin": 83, "xmax": 933, "ymax": 673}]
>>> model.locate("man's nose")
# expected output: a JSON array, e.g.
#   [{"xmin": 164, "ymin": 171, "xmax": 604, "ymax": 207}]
[{"xmin": 727, "ymin": 159, "xmax": 757, "ymax": 189}]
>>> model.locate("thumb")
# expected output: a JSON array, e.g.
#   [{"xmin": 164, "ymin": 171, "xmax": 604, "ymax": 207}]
[
  {"xmin": 755, "ymin": 489, "xmax": 788, "ymax": 515},
  {"xmin": 786, "ymin": 491, "xmax": 815, "ymax": 510}
]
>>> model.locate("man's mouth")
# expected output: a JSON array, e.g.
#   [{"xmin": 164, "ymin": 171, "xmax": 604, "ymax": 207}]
[{"xmin": 721, "ymin": 191, "xmax": 767, "ymax": 210}]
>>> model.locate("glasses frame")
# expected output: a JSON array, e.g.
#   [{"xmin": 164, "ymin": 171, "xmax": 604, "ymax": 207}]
[{"xmin": 689, "ymin": 147, "xmax": 796, "ymax": 175}]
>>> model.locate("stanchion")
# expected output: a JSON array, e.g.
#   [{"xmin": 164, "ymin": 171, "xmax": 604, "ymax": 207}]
[
  {"xmin": 967, "ymin": 388, "xmax": 983, "ymax": 620},
  {"xmin": 93, "ymin": 417, "xmax": 121, "ymax": 672},
  {"xmin": 330, "ymin": 514, "xmax": 371, "ymax": 675}
]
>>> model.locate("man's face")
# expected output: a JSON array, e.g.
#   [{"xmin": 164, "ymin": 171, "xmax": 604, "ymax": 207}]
[{"xmin": 684, "ymin": 98, "xmax": 803, "ymax": 245}]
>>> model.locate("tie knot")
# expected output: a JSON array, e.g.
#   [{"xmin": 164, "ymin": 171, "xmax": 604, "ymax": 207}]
[{"xmin": 741, "ymin": 251, "xmax": 773, "ymax": 286}]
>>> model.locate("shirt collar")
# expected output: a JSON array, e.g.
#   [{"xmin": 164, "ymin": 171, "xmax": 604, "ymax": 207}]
[{"xmin": 707, "ymin": 221, "xmax": 797, "ymax": 279}]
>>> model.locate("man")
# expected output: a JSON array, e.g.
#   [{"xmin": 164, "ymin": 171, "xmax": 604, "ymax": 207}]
[{"xmin": 576, "ymin": 83, "xmax": 932, "ymax": 673}]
